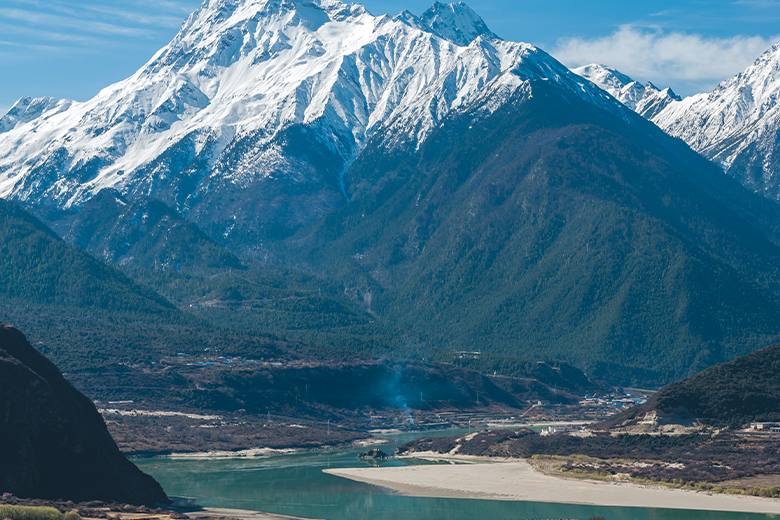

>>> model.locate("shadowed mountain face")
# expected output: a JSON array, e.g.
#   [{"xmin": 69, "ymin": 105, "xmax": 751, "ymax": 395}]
[
  {"xmin": 276, "ymin": 79, "xmax": 780, "ymax": 386},
  {"xmin": 0, "ymin": 324, "xmax": 168, "ymax": 505},
  {"xmin": 0, "ymin": 198, "xmax": 178, "ymax": 319},
  {"xmin": 47, "ymin": 189, "xmax": 244, "ymax": 275}
]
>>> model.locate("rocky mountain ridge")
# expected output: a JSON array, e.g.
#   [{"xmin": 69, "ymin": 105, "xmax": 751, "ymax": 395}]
[
  {"xmin": 572, "ymin": 63, "xmax": 681, "ymax": 119},
  {"xmin": 653, "ymin": 43, "xmax": 780, "ymax": 200},
  {"xmin": 0, "ymin": 0, "xmax": 622, "ymax": 254}
]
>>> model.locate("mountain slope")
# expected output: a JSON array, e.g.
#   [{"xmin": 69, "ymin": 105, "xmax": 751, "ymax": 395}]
[
  {"xmin": 276, "ymin": 73, "xmax": 780, "ymax": 386},
  {"xmin": 0, "ymin": 200, "xmax": 283, "ymax": 370},
  {"xmin": 51, "ymin": 189, "xmax": 243, "ymax": 274},
  {"xmin": 0, "ymin": 198, "xmax": 178, "ymax": 318},
  {"xmin": 602, "ymin": 340, "xmax": 780, "ymax": 430},
  {"xmin": 0, "ymin": 0, "xmax": 619, "ymax": 254},
  {"xmin": 0, "ymin": 324, "xmax": 168, "ymax": 504},
  {"xmin": 576, "ymin": 46, "xmax": 780, "ymax": 203}
]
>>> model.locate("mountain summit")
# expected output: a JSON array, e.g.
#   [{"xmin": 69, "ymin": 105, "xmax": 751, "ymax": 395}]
[
  {"xmin": 398, "ymin": 1, "xmax": 500, "ymax": 46},
  {"xmin": 0, "ymin": 0, "xmax": 617, "ymax": 251},
  {"xmin": 573, "ymin": 63, "xmax": 681, "ymax": 118}
]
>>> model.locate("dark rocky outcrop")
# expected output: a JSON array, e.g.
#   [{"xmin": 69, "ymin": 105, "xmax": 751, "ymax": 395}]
[
  {"xmin": 357, "ymin": 448, "xmax": 392, "ymax": 460},
  {"xmin": 0, "ymin": 324, "xmax": 168, "ymax": 505}
]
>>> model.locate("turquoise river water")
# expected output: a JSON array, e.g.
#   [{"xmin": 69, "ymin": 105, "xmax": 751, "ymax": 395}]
[{"xmin": 135, "ymin": 429, "xmax": 779, "ymax": 520}]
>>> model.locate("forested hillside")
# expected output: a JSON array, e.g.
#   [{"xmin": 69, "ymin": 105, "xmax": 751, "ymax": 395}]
[
  {"xmin": 0, "ymin": 200, "xmax": 284, "ymax": 370},
  {"xmin": 275, "ymin": 80, "xmax": 780, "ymax": 386}
]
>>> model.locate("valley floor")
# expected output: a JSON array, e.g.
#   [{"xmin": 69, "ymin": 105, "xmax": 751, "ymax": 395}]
[{"xmin": 325, "ymin": 459, "xmax": 780, "ymax": 514}]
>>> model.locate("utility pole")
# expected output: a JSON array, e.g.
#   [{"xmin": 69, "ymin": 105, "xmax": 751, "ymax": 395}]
[{"xmin": 327, "ymin": 419, "xmax": 330, "ymax": 435}]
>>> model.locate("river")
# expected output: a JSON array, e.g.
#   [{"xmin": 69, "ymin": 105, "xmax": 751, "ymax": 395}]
[{"xmin": 135, "ymin": 429, "xmax": 776, "ymax": 520}]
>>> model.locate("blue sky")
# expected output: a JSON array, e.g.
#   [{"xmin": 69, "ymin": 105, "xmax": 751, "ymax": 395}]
[{"xmin": 1, "ymin": 0, "xmax": 779, "ymax": 114}]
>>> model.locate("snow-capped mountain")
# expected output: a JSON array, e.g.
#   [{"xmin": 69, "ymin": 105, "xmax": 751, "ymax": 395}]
[
  {"xmin": 573, "ymin": 64, "xmax": 681, "ymax": 119},
  {"xmin": 575, "ymin": 46, "xmax": 780, "ymax": 202},
  {"xmin": 651, "ymin": 43, "xmax": 780, "ymax": 200},
  {"xmin": 0, "ymin": 0, "xmax": 623, "ymax": 251}
]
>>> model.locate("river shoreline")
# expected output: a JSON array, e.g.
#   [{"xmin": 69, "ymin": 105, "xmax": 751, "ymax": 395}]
[
  {"xmin": 324, "ymin": 459, "xmax": 780, "ymax": 514},
  {"xmin": 185, "ymin": 507, "xmax": 319, "ymax": 520},
  {"xmin": 129, "ymin": 422, "xmax": 590, "ymax": 459}
]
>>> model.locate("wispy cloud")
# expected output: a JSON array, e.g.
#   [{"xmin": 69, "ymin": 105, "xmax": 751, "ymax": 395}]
[
  {"xmin": 0, "ymin": 37, "xmax": 86, "ymax": 51},
  {"xmin": 733, "ymin": 0, "xmax": 780, "ymax": 6},
  {"xmin": 76, "ymin": 5, "xmax": 186, "ymax": 29},
  {"xmin": 552, "ymin": 26, "xmax": 780, "ymax": 95},
  {"xmin": 0, "ymin": 8, "xmax": 156, "ymax": 38},
  {"xmin": 0, "ymin": 20, "xmax": 111, "ymax": 47}
]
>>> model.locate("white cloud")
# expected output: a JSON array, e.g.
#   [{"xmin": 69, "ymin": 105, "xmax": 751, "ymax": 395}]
[
  {"xmin": 552, "ymin": 26, "xmax": 780, "ymax": 96},
  {"xmin": 0, "ymin": 8, "xmax": 156, "ymax": 38}
]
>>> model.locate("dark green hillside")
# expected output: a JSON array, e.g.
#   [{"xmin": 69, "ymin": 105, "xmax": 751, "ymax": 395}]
[
  {"xmin": 59, "ymin": 189, "xmax": 243, "ymax": 274},
  {"xmin": 0, "ymin": 198, "xmax": 177, "ymax": 318},
  {"xmin": 603, "ymin": 341, "xmax": 780, "ymax": 429},
  {"xmin": 276, "ymin": 80, "xmax": 780, "ymax": 386},
  {"xmin": 0, "ymin": 200, "xmax": 282, "ymax": 370},
  {"xmin": 137, "ymin": 264, "xmax": 400, "ymax": 359},
  {"xmin": 14, "ymin": 196, "xmax": 589, "ymax": 382}
]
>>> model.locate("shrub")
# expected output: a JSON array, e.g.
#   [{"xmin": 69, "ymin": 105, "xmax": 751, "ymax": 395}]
[{"xmin": 0, "ymin": 506, "xmax": 75, "ymax": 520}]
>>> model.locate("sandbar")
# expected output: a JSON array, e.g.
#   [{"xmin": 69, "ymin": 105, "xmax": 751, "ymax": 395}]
[
  {"xmin": 185, "ymin": 507, "xmax": 320, "ymax": 520},
  {"xmin": 324, "ymin": 460, "xmax": 780, "ymax": 514}
]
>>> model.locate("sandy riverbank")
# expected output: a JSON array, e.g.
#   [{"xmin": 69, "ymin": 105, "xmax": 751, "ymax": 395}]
[
  {"xmin": 324, "ymin": 459, "xmax": 780, "ymax": 514},
  {"xmin": 185, "ymin": 507, "xmax": 319, "ymax": 520},
  {"xmin": 147, "ymin": 438, "xmax": 389, "ymax": 459}
]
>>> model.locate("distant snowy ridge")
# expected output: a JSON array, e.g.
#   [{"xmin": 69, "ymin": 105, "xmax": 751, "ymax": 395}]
[
  {"xmin": 0, "ymin": 0, "xmax": 625, "ymax": 248},
  {"xmin": 652, "ymin": 43, "xmax": 780, "ymax": 199},
  {"xmin": 572, "ymin": 64, "xmax": 681, "ymax": 119},
  {"xmin": 574, "ymin": 45, "xmax": 780, "ymax": 201}
]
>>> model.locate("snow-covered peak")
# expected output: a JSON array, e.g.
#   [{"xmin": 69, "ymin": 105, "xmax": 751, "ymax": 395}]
[
  {"xmin": 417, "ymin": 1, "xmax": 498, "ymax": 46},
  {"xmin": 655, "ymin": 42, "xmax": 780, "ymax": 144},
  {"xmin": 635, "ymin": 84, "xmax": 681, "ymax": 119},
  {"xmin": 0, "ymin": 96, "xmax": 73, "ymax": 134},
  {"xmin": 649, "ymin": 42, "xmax": 780, "ymax": 199},
  {"xmin": 573, "ymin": 63, "xmax": 680, "ymax": 118},
  {"xmin": 572, "ymin": 64, "xmax": 633, "ymax": 94},
  {"xmin": 392, "ymin": 2, "xmax": 498, "ymax": 46},
  {"xmin": 0, "ymin": 0, "xmax": 629, "ymax": 245}
]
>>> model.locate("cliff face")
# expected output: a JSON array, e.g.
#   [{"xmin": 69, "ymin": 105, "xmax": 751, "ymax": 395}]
[{"xmin": 0, "ymin": 324, "xmax": 168, "ymax": 505}]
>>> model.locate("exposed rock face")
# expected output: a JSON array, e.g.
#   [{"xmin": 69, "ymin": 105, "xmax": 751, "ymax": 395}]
[
  {"xmin": 606, "ymin": 409, "xmax": 703, "ymax": 436},
  {"xmin": 0, "ymin": 324, "xmax": 168, "ymax": 505}
]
